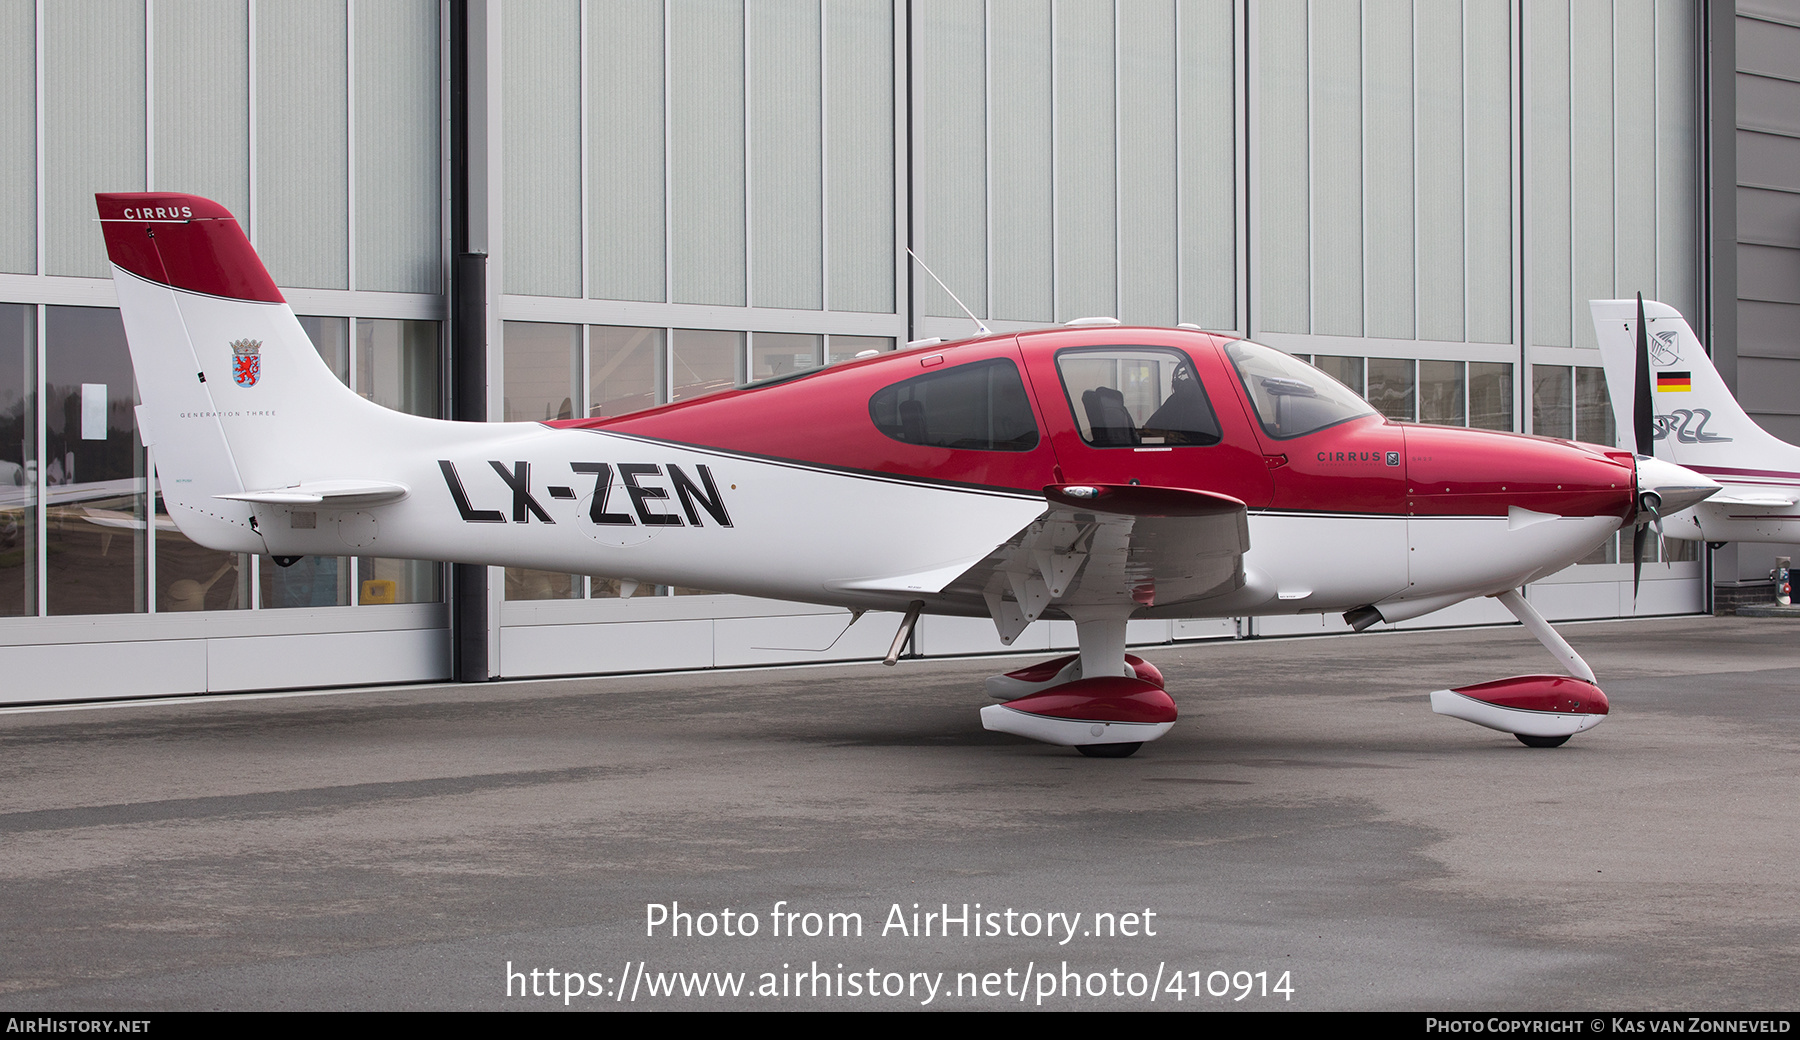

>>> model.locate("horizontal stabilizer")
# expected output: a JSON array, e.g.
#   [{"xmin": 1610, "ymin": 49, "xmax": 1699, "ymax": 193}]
[{"xmin": 217, "ymin": 480, "xmax": 410, "ymax": 506}]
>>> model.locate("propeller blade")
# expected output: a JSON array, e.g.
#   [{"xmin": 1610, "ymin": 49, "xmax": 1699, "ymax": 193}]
[
  {"xmin": 1632, "ymin": 523, "xmax": 1648, "ymax": 601},
  {"xmin": 1634, "ymin": 292, "xmax": 1654, "ymax": 456}
]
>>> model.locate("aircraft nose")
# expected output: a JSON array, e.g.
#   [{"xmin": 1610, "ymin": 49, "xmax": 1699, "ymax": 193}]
[{"xmin": 1635, "ymin": 455, "xmax": 1720, "ymax": 519}]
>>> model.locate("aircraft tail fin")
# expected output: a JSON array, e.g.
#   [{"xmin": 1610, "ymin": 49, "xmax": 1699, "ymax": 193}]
[
  {"xmin": 97, "ymin": 193, "xmax": 424, "ymax": 553},
  {"xmin": 1589, "ymin": 298, "xmax": 1800, "ymax": 473}
]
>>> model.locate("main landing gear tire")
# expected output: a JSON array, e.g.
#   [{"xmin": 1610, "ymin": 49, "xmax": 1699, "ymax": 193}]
[
  {"xmin": 1515, "ymin": 733, "xmax": 1571, "ymax": 748},
  {"xmin": 1077, "ymin": 742, "xmax": 1144, "ymax": 759}
]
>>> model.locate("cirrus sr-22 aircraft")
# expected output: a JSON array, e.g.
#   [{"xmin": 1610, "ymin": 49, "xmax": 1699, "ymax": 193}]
[{"xmin": 98, "ymin": 192, "xmax": 1720, "ymax": 757}]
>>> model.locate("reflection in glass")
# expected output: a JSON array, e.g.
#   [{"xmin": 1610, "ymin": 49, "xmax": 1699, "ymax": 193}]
[
  {"xmin": 670, "ymin": 329, "xmax": 742, "ymax": 403},
  {"xmin": 1224, "ymin": 341, "xmax": 1377, "ymax": 439},
  {"xmin": 751, "ymin": 333, "xmax": 821, "ymax": 382},
  {"xmin": 357, "ymin": 319, "xmax": 440, "ymax": 417},
  {"xmin": 1576, "ymin": 366, "xmax": 1615, "ymax": 447},
  {"xmin": 1311, "ymin": 355, "xmax": 1364, "ymax": 397},
  {"xmin": 1532, "ymin": 365, "xmax": 1573, "ymax": 439},
  {"xmin": 828, "ymin": 335, "xmax": 894, "ymax": 364},
  {"xmin": 1418, "ymin": 360, "xmax": 1465, "ymax": 426},
  {"xmin": 505, "ymin": 567, "xmax": 580, "ymax": 601},
  {"xmin": 45, "ymin": 307, "xmax": 145, "ymax": 616},
  {"xmin": 504, "ymin": 322, "xmax": 581, "ymax": 421},
  {"xmin": 261, "ymin": 554, "xmax": 350, "ymax": 607},
  {"xmin": 1469, "ymin": 362, "xmax": 1513, "ymax": 431},
  {"xmin": 299, "ymin": 315, "xmax": 350, "ymax": 384},
  {"xmin": 589, "ymin": 326, "xmax": 664, "ymax": 417},
  {"xmin": 1365, "ymin": 358, "xmax": 1416, "ymax": 422},
  {"xmin": 357, "ymin": 556, "xmax": 441, "ymax": 604},
  {"xmin": 1, "ymin": 304, "xmax": 34, "ymax": 616},
  {"xmin": 154, "ymin": 485, "xmax": 250, "ymax": 611}
]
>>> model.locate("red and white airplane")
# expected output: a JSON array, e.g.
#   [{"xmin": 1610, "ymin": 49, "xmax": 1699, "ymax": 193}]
[
  {"xmin": 98, "ymin": 193, "xmax": 1719, "ymax": 756},
  {"xmin": 1592, "ymin": 298, "xmax": 1800, "ymax": 551}
]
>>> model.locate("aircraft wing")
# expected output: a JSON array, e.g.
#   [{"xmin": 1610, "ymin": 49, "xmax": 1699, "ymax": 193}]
[{"xmin": 935, "ymin": 484, "xmax": 1250, "ymax": 643}]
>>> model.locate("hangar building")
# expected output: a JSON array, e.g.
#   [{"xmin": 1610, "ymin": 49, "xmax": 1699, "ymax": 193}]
[{"xmin": 1, "ymin": 0, "xmax": 1794, "ymax": 700}]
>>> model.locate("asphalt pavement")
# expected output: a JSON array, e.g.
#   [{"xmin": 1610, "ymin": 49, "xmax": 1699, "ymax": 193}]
[{"xmin": 2, "ymin": 615, "xmax": 1796, "ymax": 1011}]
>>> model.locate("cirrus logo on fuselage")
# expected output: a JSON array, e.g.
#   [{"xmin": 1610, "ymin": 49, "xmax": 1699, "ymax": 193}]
[{"xmin": 1316, "ymin": 450, "xmax": 1401, "ymax": 466}]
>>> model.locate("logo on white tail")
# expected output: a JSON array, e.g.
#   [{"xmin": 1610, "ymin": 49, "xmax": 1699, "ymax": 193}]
[
  {"xmin": 1649, "ymin": 329, "xmax": 1681, "ymax": 367},
  {"xmin": 230, "ymin": 338, "xmax": 262, "ymax": 388}
]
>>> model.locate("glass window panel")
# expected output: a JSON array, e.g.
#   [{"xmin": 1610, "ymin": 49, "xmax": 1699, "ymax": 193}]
[
  {"xmin": 1576, "ymin": 366, "xmax": 1616, "ymax": 447},
  {"xmin": 505, "ymin": 567, "xmax": 580, "ymax": 601},
  {"xmin": 261, "ymin": 554, "xmax": 350, "ymax": 607},
  {"xmin": 870, "ymin": 358, "xmax": 1042, "ymax": 451},
  {"xmin": 503, "ymin": 321, "xmax": 581, "ymax": 421},
  {"xmin": 1366, "ymin": 358, "xmax": 1417, "ymax": 422},
  {"xmin": 299, "ymin": 315, "xmax": 350, "ymax": 384},
  {"xmin": 828, "ymin": 335, "xmax": 895, "ymax": 364},
  {"xmin": 1578, "ymin": 529, "xmax": 1620, "ymax": 565},
  {"xmin": 589, "ymin": 325, "xmax": 664, "ymax": 417},
  {"xmin": 356, "ymin": 319, "xmax": 441, "ymax": 418},
  {"xmin": 45, "ymin": 307, "xmax": 145, "ymax": 616},
  {"xmin": 750, "ymin": 333, "xmax": 821, "ymax": 382},
  {"xmin": 1469, "ymin": 362, "xmax": 1514, "ymax": 431},
  {"xmin": 357, "ymin": 556, "xmax": 442, "ymax": 605},
  {"xmin": 1532, "ymin": 365, "xmax": 1573, "ymax": 439},
  {"xmin": 269, "ymin": 317, "xmax": 355, "ymax": 608},
  {"xmin": 154, "ymin": 483, "xmax": 250, "ymax": 611},
  {"xmin": 591, "ymin": 577, "xmax": 669, "ymax": 599},
  {"xmin": 1311, "ymin": 355, "xmax": 1364, "ymax": 397},
  {"xmin": 355, "ymin": 319, "xmax": 443, "ymax": 603},
  {"xmin": 1418, "ymin": 360, "xmax": 1466, "ymax": 426},
  {"xmin": 0, "ymin": 304, "xmax": 34, "ymax": 616},
  {"xmin": 1051, "ymin": 348, "xmax": 1219, "ymax": 447},
  {"xmin": 670, "ymin": 329, "xmax": 742, "ymax": 403}
]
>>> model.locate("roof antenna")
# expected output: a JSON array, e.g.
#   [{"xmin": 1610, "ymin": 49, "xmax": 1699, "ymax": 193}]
[{"xmin": 907, "ymin": 248, "xmax": 992, "ymax": 337}]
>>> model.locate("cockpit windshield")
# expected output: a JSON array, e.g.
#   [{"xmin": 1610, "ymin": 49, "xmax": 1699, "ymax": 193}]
[{"xmin": 1223, "ymin": 339, "xmax": 1378, "ymax": 440}]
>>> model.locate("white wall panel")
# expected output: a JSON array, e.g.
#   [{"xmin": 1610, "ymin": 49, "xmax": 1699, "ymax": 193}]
[
  {"xmin": 503, "ymin": 0, "xmax": 580, "ymax": 298},
  {"xmin": 206, "ymin": 628, "xmax": 450, "ymax": 691},
  {"xmin": 0, "ymin": 639, "xmax": 207, "ymax": 704},
  {"xmin": 1656, "ymin": 0, "xmax": 1697, "ymax": 320},
  {"xmin": 1465, "ymin": 0, "xmax": 1512, "ymax": 344},
  {"xmin": 912, "ymin": 0, "xmax": 986, "ymax": 318},
  {"xmin": 670, "ymin": 0, "xmax": 746, "ymax": 307},
  {"xmin": 1178, "ymin": 0, "xmax": 1237, "ymax": 330},
  {"xmin": 1613, "ymin": 0, "xmax": 1656, "ymax": 308},
  {"xmin": 1568, "ymin": 0, "xmax": 1614, "ymax": 350},
  {"xmin": 989, "ymin": 0, "xmax": 1053, "ymax": 322},
  {"xmin": 1118, "ymin": 0, "xmax": 1179, "ymax": 327},
  {"xmin": 46, "ymin": 0, "xmax": 145, "ymax": 279},
  {"xmin": 0, "ymin": 0, "xmax": 35, "ymax": 273},
  {"xmin": 1309, "ymin": 0, "xmax": 1362, "ymax": 338},
  {"xmin": 825, "ymin": 0, "xmax": 894, "ymax": 313},
  {"xmin": 1053, "ymin": 0, "xmax": 1116, "ymax": 321},
  {"xmin": 1416, "ymin": 0, "xmax": 1464, "ymax": 342},
  {"xmin": 154, "ymin": 0, "xmax": 249, "ymax": 222},
  {"xmin": 1530, "ymin": 0, "xmax": 1572, "ymax": 348},
  {"xmin": 500, "ymin": 619, "xmax": 714, "ymax": 676},
  {"xmin": 749, "ymin": 0, "xmax": 822, "ymax": 310},
  {"xmin": 355, "ymin": 0, "xmax": 440, "ymax": 294},
  {"xmin": 589, "ymin": 0, "xmax": 666, "ymax": 303},
  {"xmin": 1257, "ymin": 0, "xmax": 1309, "ymax": 333},
  {"xmin": 257, "ymin": 0, "xmax": 348, "ymax": 289},
  {"xmin": 913, "ymin": 615, "xmax": 1057, "ymax": 657},
  {"xmin": 1363, "ymin": 0, "xmax": 1415, "ymax": 341}
]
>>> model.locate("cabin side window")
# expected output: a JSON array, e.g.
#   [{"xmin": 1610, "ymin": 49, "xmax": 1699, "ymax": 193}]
[
  {"xmin": 868, "ymin": 358, "xmax": 1040, "ymax": 452},
  {"xmin": 1054, "ymin": 347, "xmax": 1223, "ymax": 448}
]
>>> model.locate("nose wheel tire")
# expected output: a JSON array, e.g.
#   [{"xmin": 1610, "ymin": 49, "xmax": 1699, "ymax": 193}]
[
  {"xmin": 1516, "ymin": 733, "xmax": 1571, "ymax": 748},
  {"xmin": 1076, "ymin": 742, "xmax": 1144, "ymax": 759}
]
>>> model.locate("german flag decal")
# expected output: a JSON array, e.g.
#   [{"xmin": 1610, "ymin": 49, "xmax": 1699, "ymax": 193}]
[{"xmin": 1657, "ymin": 371, "xmax": 1692, "ymax": 392}]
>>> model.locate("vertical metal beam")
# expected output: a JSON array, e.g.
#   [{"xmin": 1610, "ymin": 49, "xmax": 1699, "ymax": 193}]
[{"xmin": 450, "ymin": 0, "xmax": 490, "ymax": 681}]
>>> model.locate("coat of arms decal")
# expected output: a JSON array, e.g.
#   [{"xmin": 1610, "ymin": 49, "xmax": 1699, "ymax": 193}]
[{"xmin": 231, "ymin": 338, "xmax": 262, "ymax": 388}]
